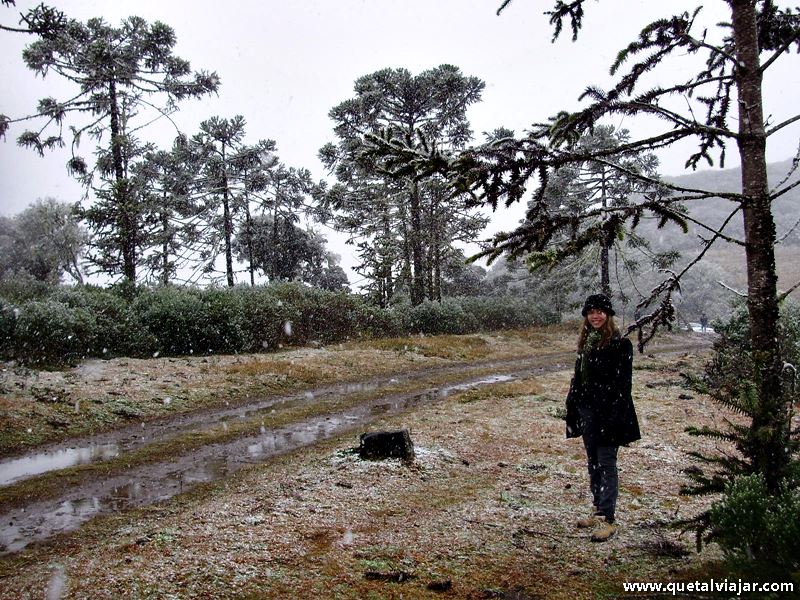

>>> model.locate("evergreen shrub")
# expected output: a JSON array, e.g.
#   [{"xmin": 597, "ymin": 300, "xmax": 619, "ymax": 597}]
[
  {"xmin": 459, "ymin": 295, "xmax": 556, "ymax": 330},
  {"xmin": 265, "ymin": 282, "xmax": 368, "ymax": 344},
  {"xmin": 359, "ymin": 303, "xmax": 403, "ymax": 338},
  {"xmin": 0, "ymin": 300, "xmax": 18, "ymax": 360},
  {"xmin": 13, "ymin": 299, "xmax": 95, "ymax": 364},
  {"xmin": 238, "ymin": 287, "xmax": 300, "ymax": 352},
  {"xmin": 706, "ymin": 301, "xmax": 800, "ymax": 404},
  {"xmin": 51, "ymin": 285, "xmax": 154, "ymax": 358},
  {"xmin": 132, "ymin": 287, "xmax": 210, "ymax": 356},
  {"xmin": 398, "ymin": 299, "xmax": 479, "ymax": 335},
  {"xmin": 681, "ymin": 299, "xmax": 800, "ymax": 576},
  {"xmin": 0, "ymin": 281, "xmax": 564, "ymax": 362},
  {"xmin": 301, "ymin": 288, "xmax": 369, "ymax": 343},
  {"xmin": 199, "ymin": 287, "xmax": 246, "ymax": 354},
  {"xmin": 0, "ymin": 278, "xmax": 53, "ymax": 303},
  {"xmin": 710, "ymin": 473, "xmax": 800, "ymax": 577}
]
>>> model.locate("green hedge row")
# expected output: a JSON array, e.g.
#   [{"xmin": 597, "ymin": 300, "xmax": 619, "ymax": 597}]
[{"xmin": 0, "ymin": 283, "xmax": 558, "ymax": 364}]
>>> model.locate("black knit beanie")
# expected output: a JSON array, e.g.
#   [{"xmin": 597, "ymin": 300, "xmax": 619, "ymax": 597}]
[{"xmin": 581, "ymin": 294, "xmax": 615, "ymax": 317}]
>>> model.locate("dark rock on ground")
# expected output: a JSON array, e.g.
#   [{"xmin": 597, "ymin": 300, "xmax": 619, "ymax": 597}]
[{"xmin": 358, "ymin": 429, "xmax": 414, "ymax": 461}]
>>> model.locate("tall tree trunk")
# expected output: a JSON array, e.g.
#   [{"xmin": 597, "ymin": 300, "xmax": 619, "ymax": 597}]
[
  {"xmin": 221, "ymin": 146, "xmax": 234, "ymax": 287},
  {"xmin": 243, "ymin": 172, "xmax": 255, "ymax": 286},
  {"xmin": 399, "ymin": 203, "xmax": 412, "ymax": 295},
  {"xmin": 272, "ymin": 183, "xmax": 281, "ymax": 282},
  {"xmin": 409, "ymin": 181, "xmax": 425, "ymax": 305},
  {"xmin": 382, "ymin": 215, "xmax": 394, "ymax": 305},
  {"xmin": 109, "ymin": 80, "xmax": 136, "ymax": 284},
  {"xmin": 599, "ymin": 168, "xmax": 611, "ymax": 297},
  {"xmin": 731, "ymin": 0, "xmax": 786, "ymax": 490},
  {"xmin": 434, "ymin": 242, "xmax": 442, "ymax": 303},
  {"xmin": 161, "ymin": 203, "xmax": 169, "ymax": 286},
  {"xmin": 432, "ymin": 203, "xmax": 442, "ymax": 302}
]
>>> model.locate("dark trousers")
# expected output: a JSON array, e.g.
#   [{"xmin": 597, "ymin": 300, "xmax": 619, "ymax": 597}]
[{"xmin": 582, "ymin": 433, "xmax": 619, "ymax": 523}]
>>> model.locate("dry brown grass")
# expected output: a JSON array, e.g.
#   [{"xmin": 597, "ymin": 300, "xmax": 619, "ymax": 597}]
[{"xmin": 0, "ymin": 345, "xmax": 747, "ymax": 600}]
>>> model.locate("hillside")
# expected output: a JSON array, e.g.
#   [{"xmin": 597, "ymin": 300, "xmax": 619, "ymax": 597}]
[{"xmin": 631, "ymin": 159, "xmax": 800, "ymax": 317}]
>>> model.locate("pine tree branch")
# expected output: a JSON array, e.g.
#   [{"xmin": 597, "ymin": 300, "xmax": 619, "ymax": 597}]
[
  {"xmin": 718, "ymin": 280, "xmax": 747, "ymax": 297},
  {"xmin": 759, "ymin": 29, "xmax": 800, "ymax": 74},
  {"xmin": 671, "ymin": 209, "xmax": 746, "ymax": 246},
  {"xmin": 770, "ymin": 177, "xmax": 800, "ymax": 201},
  {"xmin": 586, "ymin": 156, "xmax": 742, "ymax": 202},
  {"xmin": 765, "ymin": 113, "xmax": 800, "ymax": 137},
  {"xmin": 778, "ymin": 280, "xmax": 800, "ymax": 303}
]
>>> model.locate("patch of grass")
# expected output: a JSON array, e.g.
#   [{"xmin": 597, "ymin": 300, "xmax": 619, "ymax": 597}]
[
  {"xmin": 223, "ymin": 358, "xmax": 327, "ymax": 385},
  {"xmin": 457, "ymin": 379, "xmax": 544, "ymax": 404},
  {"xmin": 360, "ymin": 334, "xmax": 491, "ymax": 360}
]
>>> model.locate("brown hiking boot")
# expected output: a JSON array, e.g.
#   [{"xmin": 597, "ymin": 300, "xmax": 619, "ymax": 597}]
[
  {"xmin": 575, "ymin": 504, "xmax": 603, "ymax": 529},
  {"xmin": 576, "ymin": 507, "xmax": 602, "ymax": 529},
  {"xmin": 590, "ymin": 520, "xmax": 618, "ymax": 542},
  {"xmin": 576, "ymin": 515, "xmax": 601, "ymax": 528}
]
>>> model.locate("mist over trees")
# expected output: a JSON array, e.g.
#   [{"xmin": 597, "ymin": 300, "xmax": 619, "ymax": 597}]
[{"xmin": 0, "ymin": 197, "xmax": 87, "ymax": 284}]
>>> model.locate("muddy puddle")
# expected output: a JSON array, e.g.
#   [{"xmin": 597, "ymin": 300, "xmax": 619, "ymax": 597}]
[
  {"xmin": 0, "ymin": 356, "xmax": 559, "ymax": 487},
  {"xmin": 0, "ymin": 360, "xmax": 564, "ymax": 555}
]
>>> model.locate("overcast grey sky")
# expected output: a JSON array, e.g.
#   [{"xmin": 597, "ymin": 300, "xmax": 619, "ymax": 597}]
[{"xmin": 1, "ymin": 0, "xmax": 798, "ymax": 285}]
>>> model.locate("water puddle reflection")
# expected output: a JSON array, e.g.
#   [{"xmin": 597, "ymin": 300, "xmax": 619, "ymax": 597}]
[
  {"xmin": 0, "ymin": 444, "xmax": 119, "ymax": 486},
  {"xmin": 0, "ymin": 376, "xmax": 411, "ymax": 488},
  {"xmin": 0, "ymin": 365, "xmax": 556, "ymax": 554}
]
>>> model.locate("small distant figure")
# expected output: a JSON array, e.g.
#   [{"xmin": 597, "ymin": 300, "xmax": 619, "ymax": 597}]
[{"xmin": 700, "ymin": 313, "xmax": 708, "ymax": 333}]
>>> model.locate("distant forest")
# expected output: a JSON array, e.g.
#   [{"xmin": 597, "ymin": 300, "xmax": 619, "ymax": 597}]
[{"xmin": 1, "ymin": 5, "xmax": 797, "ymax": 328}]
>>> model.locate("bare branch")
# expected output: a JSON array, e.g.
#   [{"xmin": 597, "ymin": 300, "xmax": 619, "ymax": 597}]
[
  {"xmin": 778, "ymin": 280, "xmax": 800, "ymax": 303},
  {"xmin": 765, "ymin": 114, "xmax": 800, "ymax": 137},
  {"xmin": 777, "ymin": 215, "xmax": 800, "ymax": 244},
  {"xmin": 770, "ymin": 178, "xmax": 800, "ymax": 201},
  {"xmin": 718, "ymin": 280, "xmax": 747, "ymax": 297},
  {"xmin": 672, "ymin": 209, "xmax": 746, "ymax": 246}
]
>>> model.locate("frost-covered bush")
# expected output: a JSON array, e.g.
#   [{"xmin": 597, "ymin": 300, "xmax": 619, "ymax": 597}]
[
  {"xmin": 264, "ymin": 282, "xmax": 369, "ymax": 344},
  {"xmin": 300, "ymin": 288, "xmax": 370, "ymax": 344},
  {"xmin": 358, "ymin": 303, "xmax": 403, "ymax": 338},
  {"xmin": 199, "ymin": 287, "xmax": 247, "ymax": 354},
  {"xmin": 13, "ymin": 299, "xmax": 95, "ymax": 364},
  {"xmin": 132, "ymin": 287, "xmax": 211, "ymax": 356},
  {"xmin": 0, "ymin": 278, "xmax": 53, "ymax": 303},
  {"xmin": 458, "ymin": 295, "xmax": 558, "ymax": 330},
  {"xmin": 705, "ymin": 300, "xmax": 800, "ymax": 404},
  {"xmin": 710, "ymin": 473, "xmax": 800, "ymax": 576},
  {"xmin": 397, "ymin": 299, "xmax": 479, "ymax": 335},
  {"xmin": 0, "ymin": 300, "xmax": 18, "ymax": 359},
  {"xmin": 0, "ymin": 280, "xmax": 570, "ymax": 363},
  {"xmin": 237, "ymin": 287, "xmax": 300, "ymax": 352},
  {"xmin": 681, "ymin": 300, "xmax": 800, "ymax": 563},
  {"xmin": 51, "ymin": 286, "xmax": 154, "ymax": 358}
]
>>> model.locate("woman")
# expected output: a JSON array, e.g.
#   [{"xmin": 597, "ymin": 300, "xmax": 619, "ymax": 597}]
[{"xmin": 565, "ymin": 294, "xmax": 641, "ymax": 542}]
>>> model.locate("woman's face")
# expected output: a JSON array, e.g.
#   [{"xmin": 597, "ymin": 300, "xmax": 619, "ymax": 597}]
[{"xmin": 587, "ymin": 308, "xmax": 608, "ymax": 330}]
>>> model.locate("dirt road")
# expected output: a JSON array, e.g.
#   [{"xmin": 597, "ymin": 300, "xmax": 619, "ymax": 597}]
[{"xmin": 0, "ymin": 329, "xmax": 731, "ymax": 599}]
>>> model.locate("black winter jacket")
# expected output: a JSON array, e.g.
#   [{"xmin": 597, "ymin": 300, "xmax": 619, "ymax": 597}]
[{"xmin": 565, "ymin": 334, "xmax": 641, "ymax": 446}]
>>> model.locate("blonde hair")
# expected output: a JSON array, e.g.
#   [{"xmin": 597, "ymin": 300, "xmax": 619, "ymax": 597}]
[{"xmin": 577, "ymin": 314, "xmax": 618, "ymax": 350}]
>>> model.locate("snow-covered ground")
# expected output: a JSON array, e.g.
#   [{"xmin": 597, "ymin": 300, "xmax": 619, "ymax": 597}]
[{"xmin": 688, "ymin": 323, "xmax": 715, "ymax": 333}]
